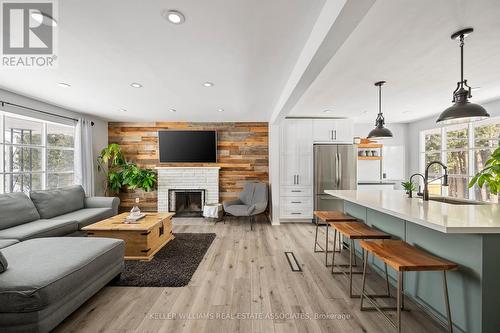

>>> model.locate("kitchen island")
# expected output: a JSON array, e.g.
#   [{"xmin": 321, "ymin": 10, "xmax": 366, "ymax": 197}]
[{"xmin": 325, "ymin": 190, "xmax": 500, "ymax": 333}]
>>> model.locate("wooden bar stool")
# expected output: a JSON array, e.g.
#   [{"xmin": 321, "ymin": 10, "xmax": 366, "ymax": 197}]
[
  {"xmin": 313, "ymin": 211, "xmax": 357, "ymax": 266},
  {"xmin": 330, "ymin": 222, "xmax": 391, "ymax": 298},
  {"xmin": 359, "ymin": 239, "xmax": 458, "ymax": 333}
]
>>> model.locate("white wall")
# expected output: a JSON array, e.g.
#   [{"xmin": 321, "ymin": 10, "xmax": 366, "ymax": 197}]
[
  {"xmin": 0, "ymin": 89, "xmax": 109, "ymax": 195},
  {"xmin": 407, "ymin": 98, "xmax": 500, "ymax": 176}
]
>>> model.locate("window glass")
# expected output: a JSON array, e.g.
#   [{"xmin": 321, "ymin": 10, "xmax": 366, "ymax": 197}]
[
  {"xmin": 48, "ymin": 173, "xmax": 74, "ymax": 189},
  {"xmin": 47, "ymin": 123, "xmax": 74, "ymax": 147},
  {"xmin": 420, "ymin": 118, "xmax": 500, "ymax": 202},
  {"xmin": 447, "ymin": 176, "xmax": 469, "ymax": 199},
  {"xmin": 4, "ymin": 173, "xmax": 43, "ymax": 193},
  {"xmin": 474, "ymin": 123, "xmax": 500, "ymax": 144},
  {"xmin": 4, "ymin": 116, "xmax": 43, "ymax": 145},
  {"xmin": 425, "ymin": 152, "xmax": 442, "ymax": 175},
  {"xmin": 446, "ymin": 151, "xmax": 468, "ymax": 175},
  {"xmin": 425, "ymin": 130, "xmax": 441, "ymax": 152},
  {"xmin": 47, "ymin": 149, "xmax": 74, "ymax": 172},
  {"xmin": 446, "ymin": 124, "xmax": 468, "ymax": 150},
  {"xmin": 0, "ymin": 112, "xmax": 76, "ymax": 193},
  {"xmin": 4, "ymin": 146, "xmax": 43, "ymax": 172}
]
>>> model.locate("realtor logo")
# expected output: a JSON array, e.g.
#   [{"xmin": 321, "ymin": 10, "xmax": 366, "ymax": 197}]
[{"xmin": 1, "ymin": 0, "xmax": 58, "ymax": 67}]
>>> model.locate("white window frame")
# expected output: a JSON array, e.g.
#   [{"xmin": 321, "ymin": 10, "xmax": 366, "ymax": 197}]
[
  {"xmin": 0, "ymin": 110, "xmax": 76, "ymax": 193},
  {"xmin": 419, "ymin": 117, "xmax": 500, "ymax": 201}
]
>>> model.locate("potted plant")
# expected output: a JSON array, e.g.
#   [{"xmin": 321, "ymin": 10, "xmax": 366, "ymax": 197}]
[
  {"xmin": 97, "ymin": 143, "xmax": 157, "ymax": 195},
  {"xmin": 401, "ymin": 181, "xmax": 416, "ymax": 195},
  {"xmin": 469, "ymin": 146, "xmax": 500, "ymax": 195}
]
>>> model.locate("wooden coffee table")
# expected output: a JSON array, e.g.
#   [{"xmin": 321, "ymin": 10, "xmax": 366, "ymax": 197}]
[{"xmin": 82, "ymin": 212, "xmax": 175, "ymax": 261}]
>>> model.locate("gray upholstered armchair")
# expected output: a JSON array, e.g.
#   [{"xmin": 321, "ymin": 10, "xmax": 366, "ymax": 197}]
[{"xmin": 222, "ymin": 182, "xmax": 268, "ymax": 230}]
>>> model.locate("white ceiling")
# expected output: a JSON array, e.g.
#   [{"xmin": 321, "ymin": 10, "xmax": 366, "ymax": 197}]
[
  {"xmin": 0, "ymin": 0, "xmax": 325, "ymax": 122},
  {"xmin": 289, "ymin": 0, "xmax": 500, "ymax": 123}
]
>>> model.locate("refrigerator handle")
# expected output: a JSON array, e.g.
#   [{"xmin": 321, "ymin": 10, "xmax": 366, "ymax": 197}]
[{"xmin": 337, "ymin": 152, "xmax": 342, "ymax": 187}]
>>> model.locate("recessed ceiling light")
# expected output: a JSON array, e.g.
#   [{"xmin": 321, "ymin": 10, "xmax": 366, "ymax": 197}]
[
  {"xmin": 323, "ymin": 110, "xmax": 332, "ymax": 113},
  {"xmin": 57, "ymin": 82, "xmax": 71, "ymax": 88},
  {"xmin": 120, "ymin": 108, "xmax": 127, "ymax": 112},
  {"xmin": 130, "ymin": 82, "xmax": 143, "ymax": 88},
  {"xmin": 203, "ymin": 82, "xmax": 214, "ymax": 87},
  {"xmin": 362, "ymin": 110, "xmax": 368, "ymax": 114},
  {"xmin": 31, "ymin": 10, "xmax": 57, "ymax": 27},
  {"xmin": 169, "ymin": 108, "xmax": 177, "ymax": 113},
  {"xmin": 218, "ymin": 108, "xmax": 224, "ymax": 112},
  {"xmin": 162, "ymin": 10, "xmax": 185, "ymax": 25}
]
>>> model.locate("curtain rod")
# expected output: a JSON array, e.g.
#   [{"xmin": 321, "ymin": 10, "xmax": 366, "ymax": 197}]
[{"xmin": 0, "ymin": 101, "xmax": 94, "ymax": 126}]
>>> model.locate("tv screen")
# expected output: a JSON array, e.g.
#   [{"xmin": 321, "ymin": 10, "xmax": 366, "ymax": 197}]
[{"xmin": 158, "ymin": 130, "xmax": 217, "ymax": 163}]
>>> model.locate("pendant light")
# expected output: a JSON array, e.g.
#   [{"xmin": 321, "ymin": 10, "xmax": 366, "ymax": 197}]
[
  {"xmin": 367, "ymin": 81, "xmax": 393, "ymax": 139},
  {"xmin": 436, "ymin": 28, "xmax": 489, "ymax": 124}
]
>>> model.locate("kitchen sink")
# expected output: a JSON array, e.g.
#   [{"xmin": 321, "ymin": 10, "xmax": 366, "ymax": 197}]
[{"xmin": 427, "ymin": 196, "xmax": 489, "ymax": 205}]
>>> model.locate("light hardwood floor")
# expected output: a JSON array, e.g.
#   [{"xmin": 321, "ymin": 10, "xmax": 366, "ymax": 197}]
[{"xmin": 55, "ymin": 217, "xmax": 446, "ymax": 333}]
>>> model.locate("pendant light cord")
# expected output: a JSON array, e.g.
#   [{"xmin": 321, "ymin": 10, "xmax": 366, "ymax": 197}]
[
  {"xmin": 460, "ymin": 34, "xmax": 464, "ymax": 84},
  {"xmin": 378, "ymin": 83, "xmax": 382, "ymax": 115}
]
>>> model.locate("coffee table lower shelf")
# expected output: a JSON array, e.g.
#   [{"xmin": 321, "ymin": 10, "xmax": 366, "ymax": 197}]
[{"xmin": 124, "ymin": 234, "xmax": 175, "ymax": 261}]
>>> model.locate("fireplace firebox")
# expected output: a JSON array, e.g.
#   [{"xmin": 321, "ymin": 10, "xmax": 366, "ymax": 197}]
[{"xmin": 168, "ymin": 189, "xmax": 206, "ymax": 217}]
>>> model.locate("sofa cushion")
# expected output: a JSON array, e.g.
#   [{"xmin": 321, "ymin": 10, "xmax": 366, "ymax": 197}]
[
  {"xmin": 225, "ymin": 204, "xmax": 252, "ymax": 216},
  {"xmin": 54, "ymin": 208, "xmax": 114, "ymax": 229},
  {"xmin": 0, "ymin": 193, "xmax": 40, "ymax": 230},
  {"xmin": 0, "ymin": 237, "xmax": 124, "ymax": 312},
  {"xmin": 0, "ymin": 219, "xmax": 78, "ymax": 241},
  {"xmin": 0, "ymin": 239, "xmax": 19, "ymax": 249},
  {"xmin": 30, "ymin": 185, "xmax": 85, "ymax": 219},
  {"xmin": 0, "ymin": 251, "xmax": 7, "ymax": 273}
]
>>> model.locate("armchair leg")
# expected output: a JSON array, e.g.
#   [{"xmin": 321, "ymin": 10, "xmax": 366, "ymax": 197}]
[{"xmin": 250, "ymin": 215, "xmax": 254, "ymax": 231}]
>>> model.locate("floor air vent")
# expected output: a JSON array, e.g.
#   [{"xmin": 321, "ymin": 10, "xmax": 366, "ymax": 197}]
[{"xmin": 285, "ymin": 252, "xmax": 302, "ymax": 272}]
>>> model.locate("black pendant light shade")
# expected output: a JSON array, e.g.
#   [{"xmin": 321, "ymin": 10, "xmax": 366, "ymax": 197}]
[
  {"xmin": 368, "ymin": 81, "xmax": 393, "ymax": 140},
  {"xmin": 437, "ymin": 28, "xmax": 489, "ymax": 124}
]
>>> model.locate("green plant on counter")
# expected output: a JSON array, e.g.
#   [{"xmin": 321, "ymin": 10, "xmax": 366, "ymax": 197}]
[
  {"xmin": 401, "ymin": 181, "xmax": 416, "ymax": 193},
  {"xmin": 97, "ymin": 143, "xmax": 157, "ymax": 195},
  {"xmin": 469, "ymin": 146, "xmax": 500, "ymax": 194}
]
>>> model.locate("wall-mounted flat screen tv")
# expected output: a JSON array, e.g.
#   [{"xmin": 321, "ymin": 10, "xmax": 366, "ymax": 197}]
[{"xmin": 158, "ymin": 130, "xmax": 217, "ymax": 163}]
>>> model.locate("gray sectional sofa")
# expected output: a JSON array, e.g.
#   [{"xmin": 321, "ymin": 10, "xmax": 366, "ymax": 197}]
[{"xmin": 0, "ymin": 185, "xmax": 124, "ymax": 333}]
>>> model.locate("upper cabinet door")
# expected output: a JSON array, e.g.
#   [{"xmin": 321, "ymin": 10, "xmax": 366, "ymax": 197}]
[
  {"xmin": 296, "ymin": 120, "xmax": 313, "ymax": 155},
  {"xmin": 312, "ymin": 119, "xmax": 353, "ymax": 143},
  {"xmin": 332, "ymin": 119, "xmax": 353, "ymax": 143},
  {"xmin": 312, "ymin": 119, "xmax": 336, "ymax": 142},
  {"xmin": 282, "ymin": 119, "xmax": 313, "ymax": 155}
]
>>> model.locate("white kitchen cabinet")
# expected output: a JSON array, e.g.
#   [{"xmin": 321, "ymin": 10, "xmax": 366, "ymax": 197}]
[
  {"xmin": 280, "ymin": 119, "xmax": 313, "ymax": 186},
  {"xmin": 280, "ymin": 119, "xmax": 313, "ymax": 220},
  {"xmin": 312, "ymin": 119, "xmax": 353, "ymax": 143}
]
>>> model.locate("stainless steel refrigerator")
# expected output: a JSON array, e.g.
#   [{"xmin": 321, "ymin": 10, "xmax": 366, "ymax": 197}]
[{"xmin": 314, "ymin": 144, "xmax": 357, "ymax": 211}]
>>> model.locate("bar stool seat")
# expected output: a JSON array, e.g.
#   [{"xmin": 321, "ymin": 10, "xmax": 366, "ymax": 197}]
[
  {"xmin": 330, "ymin": 222, "xmax": 391, "ymax": 298},
  {"xmin": 313, "ymin": 211, "xmax": 357, "ymax": 266},
  {"xmin": 359, "ymin": 239, "xmax": 458, "ymax": 333}
]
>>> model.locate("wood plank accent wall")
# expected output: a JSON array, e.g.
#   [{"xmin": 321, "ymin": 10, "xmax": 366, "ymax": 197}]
[{"xmin": 108, "ymin": 122, "xmax": 269, "ymax": 212}]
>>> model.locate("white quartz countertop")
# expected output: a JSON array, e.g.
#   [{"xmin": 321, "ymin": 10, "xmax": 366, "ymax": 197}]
[{"xmin": 325, "ymin": 190, "xmax": 500, "ymax": 234}]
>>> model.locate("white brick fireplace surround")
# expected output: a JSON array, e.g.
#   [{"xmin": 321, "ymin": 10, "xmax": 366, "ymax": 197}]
[{"xmin": 156, "ymin": 167, "xmax": 220, "ymax": 213}]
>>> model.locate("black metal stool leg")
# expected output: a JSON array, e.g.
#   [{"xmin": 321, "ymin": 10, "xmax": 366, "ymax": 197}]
[
  {"xmin": 397, "ymin": 271, "xmax": 403, "ymax": 333},
  {"xmin": 385, "ymin": 263, "xmax": 391, "ymax": 297},
  {"xmin": 314, "ymin": 222, "xmax": 320, "ymax": 252},
  {"xmin": 349, "ymin": 239, "xmax": 354, "ymax": 297},
  {"xmin": 325, "ymin": 223, "xmax": 329, "ymax": 266},
  {"xmin": 331, "ymin": 229, "xmax": 337, "ymax": 273},
  {"xmin": 443, "ymin": 271, "xmax": 453, "ymax": 333},
  {"xmin": 360, "ymin": 250, "xmax": 369, "ymax": 310}
]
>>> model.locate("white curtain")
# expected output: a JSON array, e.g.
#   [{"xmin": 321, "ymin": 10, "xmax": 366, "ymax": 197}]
[{"xmin": 74, "ymin": 118, "xmax": 95, "ymax": 196}]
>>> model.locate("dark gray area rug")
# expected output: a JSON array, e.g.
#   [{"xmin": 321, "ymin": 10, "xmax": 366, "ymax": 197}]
[{"xmin": 111, "ymin": 233, "xmax": 216, "ymax": 287}]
